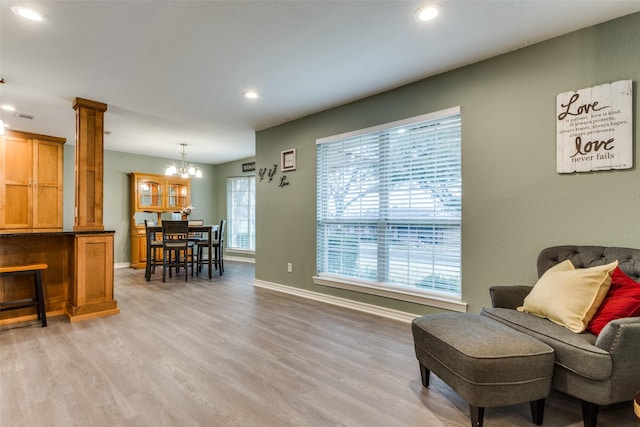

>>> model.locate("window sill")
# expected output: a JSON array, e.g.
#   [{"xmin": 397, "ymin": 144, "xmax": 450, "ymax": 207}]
[{"xmin": 312, "ymin": 275, "xmax": 467, "ymax": 312}]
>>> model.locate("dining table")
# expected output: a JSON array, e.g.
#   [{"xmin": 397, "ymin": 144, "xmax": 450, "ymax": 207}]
[{"xmin": 145, "ymin": 223, "xmax": 219, "ymax": 279}]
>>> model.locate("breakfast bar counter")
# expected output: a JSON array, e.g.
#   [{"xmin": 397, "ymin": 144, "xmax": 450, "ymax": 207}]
[{"xmin": 0, "ymin": 229, "xmax": 119, "ymax": 324}]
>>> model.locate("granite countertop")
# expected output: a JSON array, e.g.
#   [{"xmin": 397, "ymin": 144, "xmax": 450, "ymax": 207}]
[{"xmin": 0, "ymin": 229, "xmax": 115, "ymax": 237}]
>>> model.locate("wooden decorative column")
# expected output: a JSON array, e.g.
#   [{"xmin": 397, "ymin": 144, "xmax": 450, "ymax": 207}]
[
  {"xmin": 68, "ymin": 97, "xmax": 118, "ymax": 321},
  {"xmin": 72, "ymin": 97, "xmax": 107, "ymax": 231}
]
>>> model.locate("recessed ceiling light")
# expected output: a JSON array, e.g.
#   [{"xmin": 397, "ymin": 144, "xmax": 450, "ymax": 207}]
[
  {"xmin": 415, "ymin": 4, "xmax": 441, "ymax": 22},
  {"xmin": 243, "ymin": 91, "xmax": 259, "ymax": 99},
  {"xmin": 11, "ymin": 5, "xmax": 45, "ymax": 22},
  {"xmin": 1, "ymin": 104, "xmax": 16, "ymax": 112}
]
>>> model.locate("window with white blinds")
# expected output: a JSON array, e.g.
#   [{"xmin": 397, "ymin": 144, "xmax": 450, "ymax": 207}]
[
  {"xmin": 227, "ymin": 176, "xmax": 256, "ymax": 252},
  {"xmin": 316, "ymin": 107, "xmax": 461, "ymax": 297}
]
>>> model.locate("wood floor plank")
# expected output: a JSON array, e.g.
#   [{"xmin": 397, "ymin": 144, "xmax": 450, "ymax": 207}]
[{"xmin": 0, "ymin": 262, "xmax": 635, "ymax": 426}]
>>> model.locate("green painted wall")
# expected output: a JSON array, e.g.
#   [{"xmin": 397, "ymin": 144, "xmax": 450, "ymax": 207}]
[
  {"xmin": 62, "ymin": 146, "xmax": 216, "ymax": 264},
  {"xmin": 62, "ymin": 147, "xmax": 255, "ymax": 265},
  {"xmin": 255, "ymin": 13, "xmax": 640, "ymax": 315}
]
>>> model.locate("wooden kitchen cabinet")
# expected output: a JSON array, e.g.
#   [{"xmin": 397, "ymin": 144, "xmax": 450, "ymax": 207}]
[{"xmin": 0, "ymin": 130, "xmax": 65, "ymax": 230}]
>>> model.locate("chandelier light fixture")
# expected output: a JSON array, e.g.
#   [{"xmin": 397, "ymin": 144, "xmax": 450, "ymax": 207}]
[{"xmin": 165, "ymin": 143, "xmax": 203, "ymax": 178}]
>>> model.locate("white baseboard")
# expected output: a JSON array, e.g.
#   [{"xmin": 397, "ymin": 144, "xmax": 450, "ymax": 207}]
[
  {"xmin": 114, "ymin": 262, "xmax": 130, "ymax": 269},
  {"xmin": 253, "ymin": 279, "xmax": 417, "ymax": 324}
]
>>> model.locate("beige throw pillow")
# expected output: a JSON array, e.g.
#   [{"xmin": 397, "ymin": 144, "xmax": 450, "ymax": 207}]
[{"xmin": 517, "ymin": 259, "xmax": 618, "ymax": 333}]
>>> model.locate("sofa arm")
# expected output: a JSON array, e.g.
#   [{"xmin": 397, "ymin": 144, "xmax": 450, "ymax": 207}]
[
  {"xmin": 488, "ymin": 285, "xmax": 533, "ymax": 309},
  {"xmin": 595, "ymin": 316, "xmax": 640, "ymax": 352},
  {"xmin": 595, "ymin": 316, "xmax": 640, "ymax": 396}
]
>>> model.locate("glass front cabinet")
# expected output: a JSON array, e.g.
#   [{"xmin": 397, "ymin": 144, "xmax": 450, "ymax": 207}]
[
  {"xmin": 166, "ymin": 179, "xmax": 189, "ymax": 210},
  {"xmin": 137, "ymin": 177, "xmax": 163, "ymax": 211},
  {"xmin": 129, "ymin": 172, "xmax": 191, "ymax": 268}
]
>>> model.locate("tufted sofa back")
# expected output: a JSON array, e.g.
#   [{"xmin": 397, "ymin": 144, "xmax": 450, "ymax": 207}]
[{"xmin": 537, "ymin": 245, "xmax": 640, "ymax": 282}]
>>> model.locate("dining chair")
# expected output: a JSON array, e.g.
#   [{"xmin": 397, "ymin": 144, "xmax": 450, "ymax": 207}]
[
  {"xmin": 144, "ymin": 219, "xmax": 163, "ymax": 281},
  {"xmin": 195, "ymin": 221, "xmax": 212, "ymax": 276},
  {"xmin": 213, "ymin": 219, "xmax": 226, "ymax": 275},
  {"xmin": 161, "ymin": 220, "xmax": 195, "ymax": 282},
  {"xmin": 188, "ymin": 219, "xmax": 205, "ymax": 277},
  {"xmin": 188, "ymin": 219, "xmax": 205, "ymax": 241},
  {"xmin": 196, "ymin": 219, "xmax": 226, "ymax": 276}
]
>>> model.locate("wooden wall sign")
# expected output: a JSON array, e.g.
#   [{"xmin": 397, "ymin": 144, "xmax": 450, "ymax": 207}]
[{"xmin": 556, "ymin": 80, "xmax": 632, "ymax": 173}]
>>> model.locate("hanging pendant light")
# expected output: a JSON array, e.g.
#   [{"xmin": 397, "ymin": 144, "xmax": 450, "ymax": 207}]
[{"xmin": 165, "ymin": 143, "xmax": 203, "ymax": 178}]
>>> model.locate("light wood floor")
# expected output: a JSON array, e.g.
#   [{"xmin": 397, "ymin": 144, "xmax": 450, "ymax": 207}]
[{"xmin": 1, "ymin": 262, "xmax": 636, "ymax": 427}]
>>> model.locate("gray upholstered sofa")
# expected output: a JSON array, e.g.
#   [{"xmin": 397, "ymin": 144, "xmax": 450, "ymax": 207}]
[{"xmin": 481, "ymin": 245, "xmax": 640, "ymax": 427}]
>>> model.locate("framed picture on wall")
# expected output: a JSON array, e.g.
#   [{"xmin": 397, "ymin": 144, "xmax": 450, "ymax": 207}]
[{"xmin": 281, "ymin": 149, "xmax": 296, "ymax": 172}]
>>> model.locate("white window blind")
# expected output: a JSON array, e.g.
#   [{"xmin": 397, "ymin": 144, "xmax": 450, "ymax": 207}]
[
  {"xmin": 316, "ymin": 107, "xmax": 461, "ymax": 296},
  {"xmin": 227, "ymin": 176, "xmax": 256, "ymax": 251}
]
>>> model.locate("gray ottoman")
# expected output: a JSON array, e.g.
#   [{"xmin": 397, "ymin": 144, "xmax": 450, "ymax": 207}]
[{"xmin": 412, "ymin": 313, "xmax": 555, "ymax": 427}]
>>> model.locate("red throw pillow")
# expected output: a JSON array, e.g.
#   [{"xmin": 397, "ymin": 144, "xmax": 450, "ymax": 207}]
[{"xmin": 587, "ymin": 266, "xmax": 640, "ymax": 335}]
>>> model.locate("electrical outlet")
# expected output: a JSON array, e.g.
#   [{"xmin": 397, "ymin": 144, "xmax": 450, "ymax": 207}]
[{"xmin": 287, "ymin": 263, "xmax": 293, "ymax": 273}]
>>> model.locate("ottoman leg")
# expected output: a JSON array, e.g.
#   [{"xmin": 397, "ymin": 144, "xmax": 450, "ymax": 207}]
[
  {"xmin": 469, "ymin": 404, "xmax": 484, "ymax": 427},
  {"xmin": 419, "ymin": 363, "xmax": 430, "ymax": 387},
  {"xmin": 530, "ymin": 398, "xmax": 545, "ymax": 425}
]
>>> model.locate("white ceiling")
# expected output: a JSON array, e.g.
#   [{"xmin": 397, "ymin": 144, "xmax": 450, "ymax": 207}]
[{"xmin": 2, "ymin": 1, "xmax": 640, "ymax": 165}]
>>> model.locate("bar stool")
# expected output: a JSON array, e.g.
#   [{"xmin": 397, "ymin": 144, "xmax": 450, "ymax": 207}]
[{"xmin": 0, "ymin": 264, "xmax": 48, "ymax": 327}]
